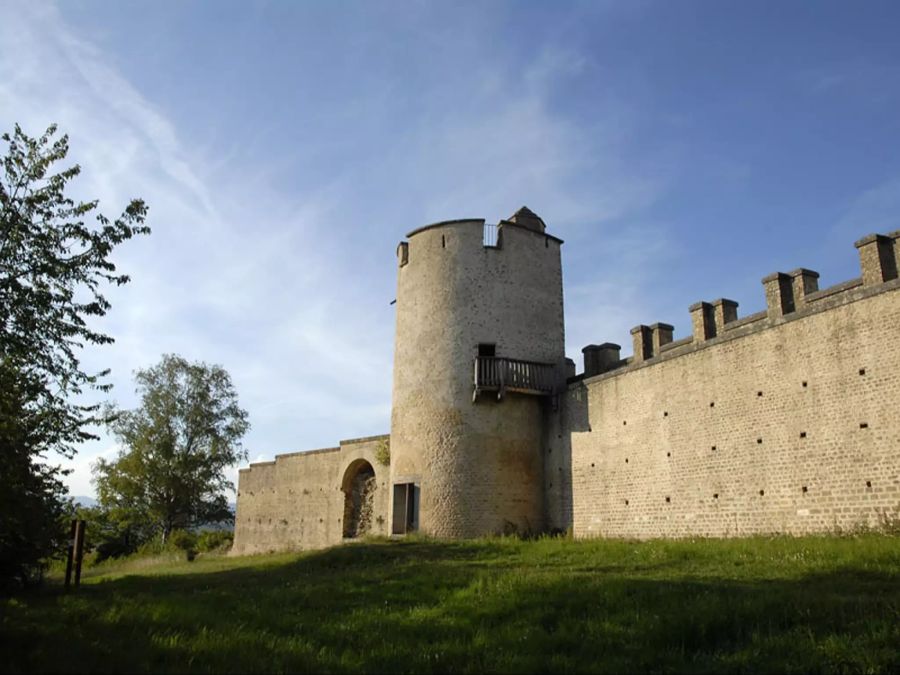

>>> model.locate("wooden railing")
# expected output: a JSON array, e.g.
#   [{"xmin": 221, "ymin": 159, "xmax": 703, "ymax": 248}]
[{"xmin": 473, "ymin": 356, "xmax": 556, "ymax": 400}]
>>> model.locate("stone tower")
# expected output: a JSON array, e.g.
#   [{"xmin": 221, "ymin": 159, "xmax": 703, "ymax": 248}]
[{"xmin": 389, "ymin": 207, "xmax": 566, "ymax": 537}]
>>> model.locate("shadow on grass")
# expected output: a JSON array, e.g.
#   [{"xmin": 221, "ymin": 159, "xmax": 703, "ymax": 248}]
[{"xmin": 3, "ymin": 539, "xmax": 899, "ymax": 674}]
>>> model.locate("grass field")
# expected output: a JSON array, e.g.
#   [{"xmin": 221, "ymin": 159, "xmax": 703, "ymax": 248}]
[{"xmin": 2, "ymin": 534, "xmax": 899, "ymax": 673}]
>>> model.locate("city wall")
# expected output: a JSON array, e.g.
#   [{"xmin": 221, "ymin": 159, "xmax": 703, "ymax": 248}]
[
  {"xmin": 547, "ymin": 231, "xmax": 900, "ymax": 538},
  {"xmin": 231, "ymin": 435, "xmax": 390, "ymax": 555},
  {"xmin": 233, "ymin": 227, "xmax": 900, "ymax": 555}
]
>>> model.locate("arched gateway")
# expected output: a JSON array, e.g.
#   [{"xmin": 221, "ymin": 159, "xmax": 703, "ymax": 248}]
[{"xmin": 342, "ymin": 459, "xmax": 377, "ymax": 539}]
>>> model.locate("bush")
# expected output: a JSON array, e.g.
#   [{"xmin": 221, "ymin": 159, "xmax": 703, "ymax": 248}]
[
  {"xmin": 168, "ymin": 530, "xmax": 198, "ymax": 555},
  {"xmin": 74, "ymin": 505, "xmax": 155, "ymax": 564},
  {"xmin": 128, "ymin": 530, "xmax": 197, "ymax": 562},
  {"xmin": 196, "ymin": 530, "xmax": 233, "ymax": 553},
  {"xmin": 374, "ymin": 438, "xmax": 390, "ymax": 466}
]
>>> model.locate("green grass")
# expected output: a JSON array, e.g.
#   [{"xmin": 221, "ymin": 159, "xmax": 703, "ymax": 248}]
[{"xmin": 3, "ymin": 535, "xmax": 899, "ymax": 673}]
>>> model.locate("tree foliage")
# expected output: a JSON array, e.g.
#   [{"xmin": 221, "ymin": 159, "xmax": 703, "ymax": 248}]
[
  {"xmin": 95, "ymin": 354, "xmax": 250, "ymax": 543},
  {"xmin": 0, "ymin": 123, "xmax": 149, "ymax": 588},
  {"xmin": 70, "ymin": 503, "xmax": 157, "ymax": 563}
]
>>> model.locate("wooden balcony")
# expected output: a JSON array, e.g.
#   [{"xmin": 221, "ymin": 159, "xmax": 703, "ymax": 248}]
[{"xmin": 473, "ymin": 356, "xmax": 557, "ymax": 401}]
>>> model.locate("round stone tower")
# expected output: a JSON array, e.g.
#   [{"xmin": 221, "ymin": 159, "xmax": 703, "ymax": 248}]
[{"xmin": 389, "ymin": 207, "xmax": 566, "ymax": 538}]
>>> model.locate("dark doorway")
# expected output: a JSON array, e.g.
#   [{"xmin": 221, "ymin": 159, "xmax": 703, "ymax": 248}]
[
  {"xmin": 342, "ymin": 460, "xmax": 376, "ymax": 539},
  {"xmin": 477, "ymin": 343, "xmax": 496, "ymax": 357},
  {"xmin": 392, "ymin": 483, "xmax": 419, "ymax": 534}
]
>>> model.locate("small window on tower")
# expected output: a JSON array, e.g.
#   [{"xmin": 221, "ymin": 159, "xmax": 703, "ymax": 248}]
[{"xmin": 477, "ymin": 343, "xmax": 496, "ymax": 357}]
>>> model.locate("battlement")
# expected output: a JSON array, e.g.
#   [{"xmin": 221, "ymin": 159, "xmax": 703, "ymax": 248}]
[
  {"xmin": 578, "ymin": 230, "xmax": 900, "ymax": 380},
  {"xmin": 237, "ymin": 208, "xmax": 900, "ymax": 555},
  {"xmin": 397, "ymin": 209, "xmax": 563, "ymax": 268}
]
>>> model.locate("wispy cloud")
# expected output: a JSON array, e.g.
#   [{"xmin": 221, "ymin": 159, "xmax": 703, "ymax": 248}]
[
  {"xmin": 0, "ymin": 2, "xmax": 397, "ymax": 495},
  {"xmin": 1, "ymin": 1, "xmax": 672, "ymax": 496}
]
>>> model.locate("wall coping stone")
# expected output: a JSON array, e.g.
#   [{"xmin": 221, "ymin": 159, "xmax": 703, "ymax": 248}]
[
  {"xmin": 583, "ymin": 342, "xmax": 621, "ymax": 352},
  {"xmin": 340, "ymin": 433, "xmax": 390, "ymax": 446},
  {"xmin": 854, "ymin": 233, "xmax": 891, "ymax": 248},
  {"xmin": 406, "ymin": 219, "xmax": 484, "ymax": 238},
  {"xmin": 243, "ymin": 460, "xmax": 276, "ymax": 471},
  {"xmin": 659, "ymin": 336, "xmax": 693, "ymax": 353},
  {"xmin": 724, "ymin": 310, "xmax": 767, "ymax": 331},
  {"xmin": 805, "ymin": 277, "xmax": 863, "ymax": 303},
  {"xmin": 405, "ymin": 218, "xmax": 564, "ymax": 244},
  {"xmin": 275, "ymin": 447, "xmax": 341, "ymax": 460},
  {"xmin": 578, "ymin": 276, "xmax": 900, "ymax": 387}
]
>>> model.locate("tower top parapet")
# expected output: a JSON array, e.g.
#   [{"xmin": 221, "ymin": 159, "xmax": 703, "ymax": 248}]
[{"xmin": 506, "ymin": 206, "xmax": 546, "ymax": 233}]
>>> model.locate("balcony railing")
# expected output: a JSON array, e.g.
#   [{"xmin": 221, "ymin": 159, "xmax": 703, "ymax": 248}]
[{"xmin": 473, "ymin": 356, "xmax": 556, "ymax": 401}]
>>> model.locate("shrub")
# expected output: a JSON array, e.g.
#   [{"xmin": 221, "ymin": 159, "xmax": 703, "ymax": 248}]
[
  {"xmin": 74, "ymin": 505, "xmax": 156, "ymax": 563},
  {"xmin": 374, "ymin": 438, "xmax": 390, "ymax": 466},
  {"xmin": 168, "ymin": 529, "xmax": 197, "ymax": 553},
  {"xmin": 196, "ymin": 530, "xmax": 233, "ymax": 552}
]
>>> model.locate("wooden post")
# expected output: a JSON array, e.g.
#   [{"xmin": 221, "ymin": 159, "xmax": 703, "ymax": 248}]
[
  {"xmin": 64, "ymin": 519, "xmax": 77, "ymax": 590},
  {"xmin": 73, "ymin": 520, "xmax": 86, "ymax": 587}
]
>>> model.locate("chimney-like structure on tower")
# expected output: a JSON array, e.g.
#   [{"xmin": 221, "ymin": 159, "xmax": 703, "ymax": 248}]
[{"xmin": 507, "ymin": 205, "xmax": 547, "ymax": 233}]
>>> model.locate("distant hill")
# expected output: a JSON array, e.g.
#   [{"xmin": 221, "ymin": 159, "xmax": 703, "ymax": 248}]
[
  {"xmin": 67, "ymin": 496, "xmax": 235, "ymax": 531},
  {"xmin": 197, "ymin": 504, "xmax": 237, "ymax": 532}
]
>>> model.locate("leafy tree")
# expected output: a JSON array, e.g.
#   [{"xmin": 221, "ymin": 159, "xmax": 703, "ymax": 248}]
[
  {"xmin": 95, "ymin": 354, "xmax": 250, "ymax": 543},
  {"xmin": 0, "ymin": 123, "xmax": 149, "ymax": 588},
  {"xmin": 69, "ymin": 503, "xmax": 156, "ymax": 563}
]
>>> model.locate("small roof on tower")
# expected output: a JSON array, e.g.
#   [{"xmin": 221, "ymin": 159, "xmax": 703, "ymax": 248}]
[{"xmin": 507, "ymin": 206, "xmax": 546, "ymax": 233}]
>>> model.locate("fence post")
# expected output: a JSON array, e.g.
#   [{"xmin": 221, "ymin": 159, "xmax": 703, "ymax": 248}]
[
  {"xmin": 73, "ymin": 520, "xmax": 86, "ymax": 587},
  {"xmin": 64, "ymin": 519, "xmax": 77, "ymax": 590}
]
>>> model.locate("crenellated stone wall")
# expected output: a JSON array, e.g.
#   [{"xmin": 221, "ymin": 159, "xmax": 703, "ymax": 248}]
[
  {"xmin": 234, "ymin": 220, "xmax": 900, "ymax": 555},
  {"xmin": 547, "ymin": 230, "xmax": 900, "ymax": 538}
]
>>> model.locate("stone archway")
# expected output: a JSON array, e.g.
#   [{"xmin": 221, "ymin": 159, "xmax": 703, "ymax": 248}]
[{"xmin": 342, "ymin": 459, "xmax": 377, "ymax": 539}]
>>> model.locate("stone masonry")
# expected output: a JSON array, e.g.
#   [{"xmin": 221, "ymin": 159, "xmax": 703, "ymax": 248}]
[
  {"xmin": 232, "ymin": 435, "xmax": 389, "ymax": 555},
  {"xmin": 232, "ymin": 214, "xmax": 900, "ymax": 555}
]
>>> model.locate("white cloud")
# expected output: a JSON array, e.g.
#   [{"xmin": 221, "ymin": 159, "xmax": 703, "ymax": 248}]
[
  {"xmin": 0, "ymin": 2, "xmax": 396, "ymax": 496},
  {"xmin": 1, "ymin": 2, "xmax": 671, "ymax": 498}
]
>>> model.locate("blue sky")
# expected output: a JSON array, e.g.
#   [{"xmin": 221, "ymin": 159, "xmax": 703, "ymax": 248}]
[{"xmin": 2, "ymin": 1, "xmax": 899, "ymax": 497}]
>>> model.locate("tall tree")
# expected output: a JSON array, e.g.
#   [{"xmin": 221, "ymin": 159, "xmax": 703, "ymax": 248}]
[
  {"xmin": 95, "ymin": 354, "xmax": 250, "ymax": 543},
  {"xmin": 0, "ymin": 123, "xmax": 149, "ymax": 588}
]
